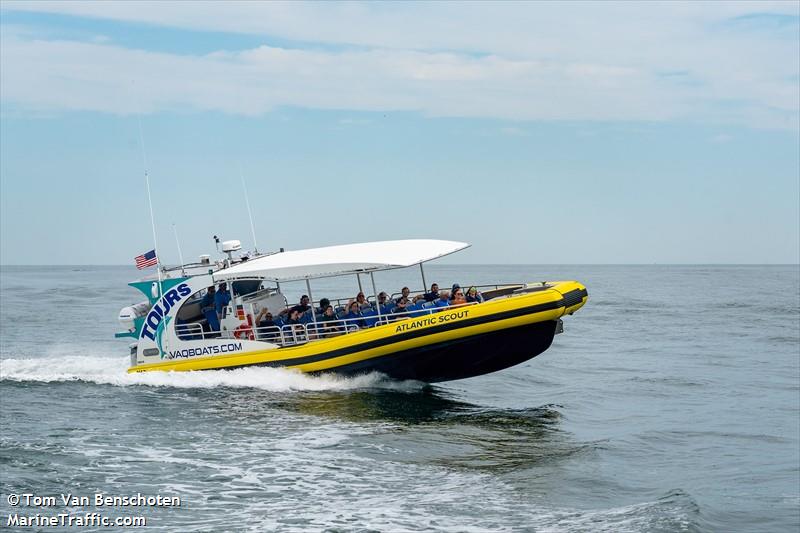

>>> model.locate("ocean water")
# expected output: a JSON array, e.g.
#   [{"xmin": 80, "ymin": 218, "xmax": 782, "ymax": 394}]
[{"xmin": 1, "ymin": 264, "xmax": 798, "ymax": 532}]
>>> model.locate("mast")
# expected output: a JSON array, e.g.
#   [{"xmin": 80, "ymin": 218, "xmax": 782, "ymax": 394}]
[
  {"xmin": 137, "ymin": 115, "xmax": 163, "ymax": 301},
  {"xmin": 172, "ymin": 223, "xmax": 186, "ymax": 276},
  {"xmin": 239, "ymin": 164, "xmax": 259, "ymax": 254}
]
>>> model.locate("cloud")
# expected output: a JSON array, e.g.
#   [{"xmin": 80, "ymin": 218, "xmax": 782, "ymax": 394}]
[
  {"xmin": 0, "ymin": 35, "xmax": 673, "ymax": 121},
  {"xmin": 1, "ymin": 1, "xmax": 798, "ymax": 129}
]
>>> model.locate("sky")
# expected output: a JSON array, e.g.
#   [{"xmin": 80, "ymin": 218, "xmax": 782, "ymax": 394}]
[{"xmin": 0, "ymin": 1, "xmax": 798, "ymax": 265}]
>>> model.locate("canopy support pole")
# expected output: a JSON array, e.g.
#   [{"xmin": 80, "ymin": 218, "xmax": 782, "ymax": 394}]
[
  {"xmin": 356, "ymin": 273, "xmax": 363, "ymax": 294},
  {"xmin": 370, "ymin": 272, "xmax": 381, "ymax": 323},
  {"xmin": 306, "ymin": 278, "xmax": 317, "ymax": 328},
  {"xmin": 419, "ymin": 263, "xmax": 428, "ymax": 292},
  {"xmin": 228, "ymin": 282, "xmax": 235, "ymax": 324}
]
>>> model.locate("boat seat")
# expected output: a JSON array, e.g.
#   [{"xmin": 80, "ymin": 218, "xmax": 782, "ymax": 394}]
[
  {"xmin": 361, "ymin": 309, "xmax": 379, "ymax": 327},
  {"xmin": 407, "ymin": 302, "xmax": 426, "ymax": 318}
]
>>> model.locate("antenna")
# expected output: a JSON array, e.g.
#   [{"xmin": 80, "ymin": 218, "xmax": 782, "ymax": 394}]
[
  {"xmin": 239, "ymin": 163, "xmax": 259, "ymax": 253},
  {"xmin": 137, "ymin": 114, "xmax": 163, "ymax": 300},
  {"xmin": 172, "ymin": 223, "xmax": 186, "ymax": 276}
]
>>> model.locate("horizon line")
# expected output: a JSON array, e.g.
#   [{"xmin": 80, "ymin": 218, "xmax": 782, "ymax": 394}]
[{"xmin": 1, "ymin": 263, "xmax": 799, "ymax": 267}]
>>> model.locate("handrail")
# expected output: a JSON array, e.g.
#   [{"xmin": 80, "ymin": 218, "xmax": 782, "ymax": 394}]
[
  {"xmin": 175, "ymin": 322, "xmax": 205, "ymax": 340},
  {"xmin": 284, "ymin": 282, "xmax": 523, "ymax": 313},
  {"xmin": 173, "ymin": 300, "xmax": 479, "ymax": 346},
  {"xmin": 387, "ymin": 283, "xmax": 522, "ymax": 302}
]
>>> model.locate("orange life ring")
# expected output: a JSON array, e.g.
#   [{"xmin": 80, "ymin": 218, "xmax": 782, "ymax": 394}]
[{"xmin": 234, "ymin": 323, "xmax": 254, "ymax": 341}]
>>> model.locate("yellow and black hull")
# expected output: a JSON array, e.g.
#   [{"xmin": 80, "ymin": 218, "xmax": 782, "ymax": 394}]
[{"xmin": 129, "ymin": 281, "xmax": 588, "ymax": 382}]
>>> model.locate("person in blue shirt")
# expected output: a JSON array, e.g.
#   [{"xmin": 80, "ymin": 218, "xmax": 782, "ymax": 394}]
[
  {"xmin": 201, "ymin": 286, "xmax": 216, "ymax": 309},
  {"xmin": 200, "ymin": 286, "xmax": 220, "ymax": 332},
  {"xmin": 376, "ymin": 292, "xmax": 394, "ymax": 313},
  {"xmin": 343, "ymin": 301, "xmax": 366, "ymax": 329},
  {"xmin": 214, "ymin": 282, "xmax": 231, "ymax": 319},
  {"xmin": 433, "ymin": 291, "xmax": 451, "ymax": 309}
]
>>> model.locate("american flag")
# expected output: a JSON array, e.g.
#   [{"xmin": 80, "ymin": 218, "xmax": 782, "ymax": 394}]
[{"xmin": 134, "ymin": 249, "xmax": 158, "ymax": 269}]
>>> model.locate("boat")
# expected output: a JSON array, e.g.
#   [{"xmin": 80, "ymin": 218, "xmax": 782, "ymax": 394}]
[{"xmin": 117, "ymin": 239, "xmax": 588, "ymax": 382}]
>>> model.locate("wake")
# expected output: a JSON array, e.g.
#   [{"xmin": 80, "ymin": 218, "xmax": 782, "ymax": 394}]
[{"xmin": 0, "ymin": 354, "xmax": 422, "ymax": 392}]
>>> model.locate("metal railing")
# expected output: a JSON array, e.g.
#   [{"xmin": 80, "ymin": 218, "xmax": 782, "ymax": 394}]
[
  {"xmin": 171, "ymin": 281, "xmax": 544, "ymax": 347},
  {"xmin": 173, "ymin": 300, "xmax": 480, "ymax": 347},
  {"xmin": 387, "ymin": 283, "xmax": 519, "ymax": 302},
  {"xmin": 317, "ymin": 283, "xmax": 522, "ymax": 313}
]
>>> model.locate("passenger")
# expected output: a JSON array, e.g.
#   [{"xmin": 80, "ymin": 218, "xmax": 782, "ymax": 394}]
[
  {"xmin": 465, "ymin": 286, "xmax": 484, "ymax": 303},
  {"xmin": 293, "ymin": 294, "xmax": 311, "ymax": 314},
  {"xmin": 451, "ymin": 283, "xmax": 461, "ymax": 296},
  {"xmin": 214, "ymin": 283, "xmax": 231, "ymax": 319},
  {"xmin": 200, "ymin": 286, "xmax": 219, "ymax": 332},
  {"xmin": 377, "ymin": 292, "xmax": 390, "ymax": 311},
  {"xmin": 355, "ymin": 292, "xmax": 371, "ymax": 310},
  {"xmin": 280, "ymin": 294, "xmax": 311, "ymax": 316},
  {"xmin": 255, "ymin": 308, "xmax": 276, "ymax": 329},
  {"xmin": 433, "ymin": 291, "xmax": 451, "ymax": 309},
  {"xmin": 316, "ymin": 298, "xmax": 331, "ymax": 315},
  {"xmin": 415, "ymin": 283, "xmax": 439, "ymax": 303},
  {"xmin": 284, "ymin": 308, "xmax": 306, "ymax": 342},
  {"xmin": 286, "ymin": 308, "xmax": 302, "ymax": 324},
  {"xmin": 200, "ymin": 286, "xmax": 216, "ymax": 310},
  {"xmin": 343, "ymin": 301, "xmax": 366, "ymax": 328},
  {"xmin": 392, "ymin": 297, "xmax": 410, "ymax": 320},
  {"xmin": 254, "ymin": 308, "xmax": 278, "ymax": 341},
  {"xmin": 451, "ymin": 288, "xmax": 467, "ymax": 306},
  {"xmin": 319, "ymin": 305, "xmax": 343, "ymax": 337},
  {"xmin": 395, "ymin": 286, "xmax": 411, "ymax": 303}
]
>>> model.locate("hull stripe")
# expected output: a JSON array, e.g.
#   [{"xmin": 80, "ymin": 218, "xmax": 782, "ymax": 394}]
[
  {"xmin": 130, "ymin": 287, "xmax": 587, "ymax": 373},
  {"xmin": 227, "ymin": 288, "xmax": 587, "ymax": 369}
]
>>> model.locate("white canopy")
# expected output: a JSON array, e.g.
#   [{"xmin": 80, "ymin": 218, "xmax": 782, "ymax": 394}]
[{"xmin": 213, "ymin": 239, "xmax": 470, "ymax": 282}]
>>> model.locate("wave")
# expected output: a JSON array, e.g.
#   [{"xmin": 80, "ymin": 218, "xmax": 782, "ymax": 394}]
[
  {"xmin": 0, "ymin": 355, "xmax": 424, "ymax": 393},
  {"xmin": 530, "ymin": 488, "xmax": 703, "ymax": 533}
]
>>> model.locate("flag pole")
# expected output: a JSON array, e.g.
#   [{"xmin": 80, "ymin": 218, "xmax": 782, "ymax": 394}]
[{"xmin": 137, "ymin": 114, "xmax": 162, "ymax": 300}]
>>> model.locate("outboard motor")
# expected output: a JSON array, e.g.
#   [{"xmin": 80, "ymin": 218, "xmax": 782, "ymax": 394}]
[{"xmin": 118, "ymin": 301, "xmax": 151, "ymax": 333}]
